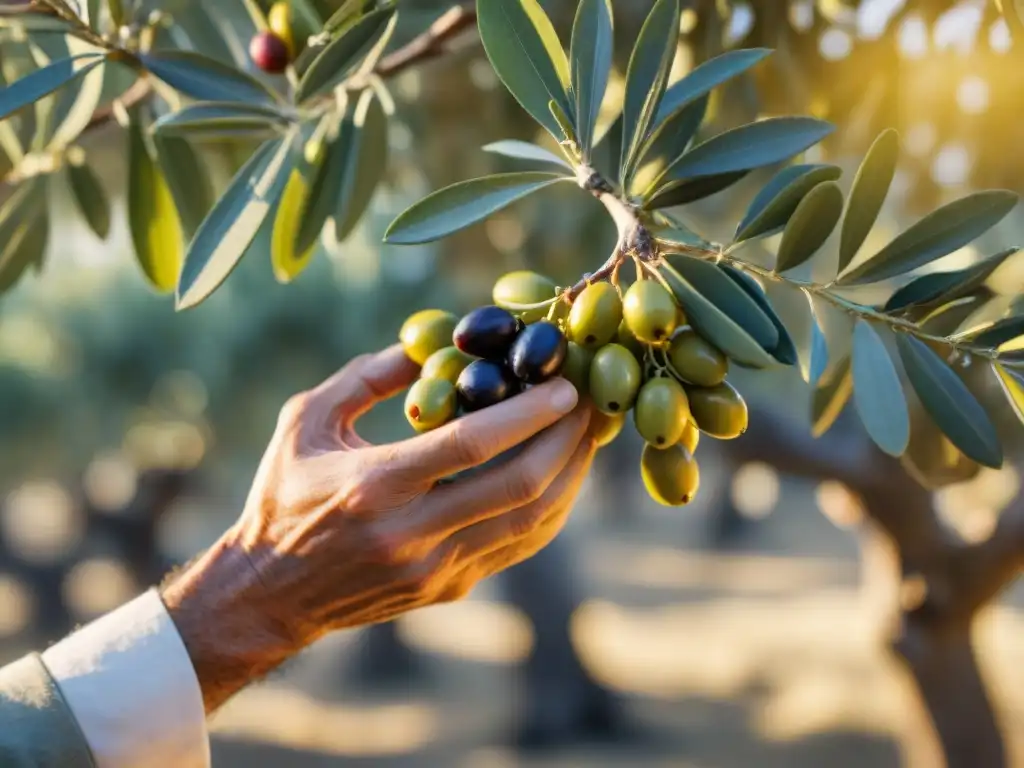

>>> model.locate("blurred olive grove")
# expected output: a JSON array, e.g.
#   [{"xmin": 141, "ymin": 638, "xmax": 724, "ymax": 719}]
[{"xmin": 4, "ymin": 1, "xmax": 1024, "ymax": 766}]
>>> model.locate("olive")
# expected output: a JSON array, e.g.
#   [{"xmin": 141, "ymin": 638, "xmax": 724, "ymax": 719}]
[
  {"xmin": 568, "ymin": 282, "xmax": 622, "ymax": 350},
  {"xmin": 680, "ymin": 420, "xmax": 700, "ymax": 455},
  {"xmin": 589, "ymin": 343, "xmax": 641, "ymax": 415},
  {"xmin": 591, "ymin": 411, "xmax": 626, "ymax": 447},
  {"xmin": 508, "ymin": 321, "xmax": 568, "ymax": 384},
  {"xmin": 641, "ymin": 443, "xmax": 700, "ymax": 506},
  {"xmin": 456, "ymin": 359, "xmax": 520, "ymax": 412},
  {"xmin": 560, "ymin": 342, "xmax": 593, "ymax": 395},
  {"xmin": 634, "ymin": 377, "xmax": 690, "ymax": 448},
  {"xmin": 400, "ymin": 309, "xmax": 459, "ymax": 366},
  {"xmin": 267, "ymin": 1, "xmax": 296, "ymax": 56},
  {"xmin": 668, "ymin": 327, "xmax": 728, "ymax": 387},
  {"xmin": 249, "ymin": 31, "xmax": 291, "ymax": 74},
  {"xmin": 623, "ymin": 280, "xmax": 678, "ymax": 344},
  {"xmin": 616, "ymin": 320, "xmax": 646, "ymax": 360},
  {"xmin": 687, "ymin": 381, "xmax": 748, "ymax": 439},
  {"xmin": 453, "ymin": 305, "xmax": 520, "ymax": 361},
  {"xmin": 405, "ymin": 378, "xmax": 456, "ymax": 433},
  {"xmin": 493, "ymin": 270, "xmax": 558, "ymax": 323},
  {"xmin": 421, "ymin": 346, "xmax": 474, "ymax": 384}
]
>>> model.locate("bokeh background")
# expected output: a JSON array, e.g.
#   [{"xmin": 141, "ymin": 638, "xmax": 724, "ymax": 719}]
[{"xmin": 3, "ymin": 0, "xmax": 1024, "ymax": 765}]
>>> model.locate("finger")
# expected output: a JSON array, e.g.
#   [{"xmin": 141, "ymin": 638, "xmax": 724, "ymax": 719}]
[
  {"xmin": 408, "ymin": 406, "xmax": 591, "ymax": 539},
  {"xmin": 387, "ymin": 378, "xmax": 580, "ymax": 484},
  {"xmin": 311, "ymin": 344, "xmax": 419, "ymax": 425},
  {"xmin": 445, "ymin": 431, "xmax": 596, "ymax": 564}
]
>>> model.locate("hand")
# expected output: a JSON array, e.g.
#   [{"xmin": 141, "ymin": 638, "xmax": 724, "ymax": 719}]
[{"xmin": 161, "ymin": 345, "xmax": 596, "ymax": 712}]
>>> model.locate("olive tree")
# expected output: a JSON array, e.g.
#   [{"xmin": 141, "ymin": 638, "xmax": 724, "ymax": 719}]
[{"xmin": 2, "ymin": 0, "xmax": 1024, "ymax": 765}]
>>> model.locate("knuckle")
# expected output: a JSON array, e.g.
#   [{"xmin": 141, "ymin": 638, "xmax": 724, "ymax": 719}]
[
  {"xmin": 503, "ymin": 464, "xmax": 546, "ymax": 506},
  {"xmin": 363, "ymin": 529, "xmax": 403, "ymax": 564},
  {"xmin": 509, "ymin": 505, "xmax": 547, "ymax": 539},
  {"xmin": 279, "ymin": 392, "xmax": 311, "ymax": 425},
  {"xmin": 446, "ymin": 423, "xmax": 488, "ymax": 467},
  {"xmin": 400, "ymin": 562, "xmax": 437, "ymax": 600}
]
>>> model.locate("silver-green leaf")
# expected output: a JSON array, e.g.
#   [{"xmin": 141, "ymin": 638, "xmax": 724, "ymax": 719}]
[
  {"xmin": 384, "ymin": 172, "xmax": 570, "ymax": 245},
  {"xmin": 0, "ymin": 53, "xmax": 105, "ymax": 122},
  {"xmin": 653, "ymin": 48, "xmax": 772, "ymax": 124},
  {"xmin": 851, "ymin": 320, "xmax": 909, "ymax": 456},
  {"xmin": 334, "ymin": 88, "xmax": 389, "ymax": 240},
  {"xmin": 67, "ymin": 160, "xmax": 110, "ymax": 240},
  {"xmin": 734, "ymin": 163, "xmax": 841, "ymax": 242},
  {"xmin": 139, "ymin": 50, "xmax": 278, "ymax": 105},
  {"xmin": 570, "ymin": 0, "xmax": 613, "ymax": 157},
  {"xmin": 152, "ymin": 101, "xmax": 292, "ymax": 139},
  {"xmin": 295, "ymin": 8, "xmax": 396, "ymax": 103},
  {"xmin": 838, "ymin": 128, "xmax": 899, "ymax": 272},
  {"xmin": 884, "ymin": 247, "xmax": 1019, "ymax": 313},
  {"xmin": 153, "ymin": 134, "xmax": 214, "ymax": 242},
  {"xmin": 482, "ymin": 139, "xmax": 573, "ymax": 171},
  {"xmin": 775, "ymin": 181, "xmax": 843, "ymax": 273}
]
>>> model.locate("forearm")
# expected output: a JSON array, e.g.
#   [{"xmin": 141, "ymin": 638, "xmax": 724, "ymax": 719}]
[{"xmin": 160, "ymin": 531, "xmax": 299, "ymax": 713}]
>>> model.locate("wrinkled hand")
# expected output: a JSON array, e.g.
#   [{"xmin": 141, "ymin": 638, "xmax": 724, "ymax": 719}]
[{"xmin": 162, "ymin": 345, "xmax": 596, "ymax": 712}]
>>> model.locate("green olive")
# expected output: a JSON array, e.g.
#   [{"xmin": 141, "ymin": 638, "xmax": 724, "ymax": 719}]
[
  {"xmin": 568, "ymin": 282, "xmax": 622, "ymax": 350},
  {"xmin": 421, "ymin": 346, "xmax": 474, "ymax": 384},
  {"xmin": 616, "ymin": 320, "xmax": 646, "ymax": 360},
  {"xmin": 668, "ymin": 327, "xmax": 728, "ymax": 387},
  {"xmin": 492, "ymin": 270, "xmax": 558, "ymax": 323},
  {"xmin": 641, "ymin": 443, "xmax": 700, "ymax": 506},
  {"xmin": 623, "ymin": 280, "xmax": 678, "ymax": 344},
  {"xmin": 589, "ymin": 343, "xmax": 641, "ymax": 415},
  {"xmin": 560, "ymin": 341, "xmax": 593, "ymax": 395},
  {"xmin": 680, "ymin": 420, "xmax": 700, "ymax": 455},
  {"xmin": 591, "ymin": 411, "xmax": 626, "ymax": 447},
  {"xmin": 400, "ymin": 309, "xmax": 458, "ymax": 366},
  {"xmin": 405, "ymin": 378, "xmax": 457, "ymax": 432},
  {"xmin": 687, "ymin": 381, "xmax": 748, "ymax": 439},
  {"xmin": 634, "ymin": 377, "xmax": 690, "ymax": 448}
]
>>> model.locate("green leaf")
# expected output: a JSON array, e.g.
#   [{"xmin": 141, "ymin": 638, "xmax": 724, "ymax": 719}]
[
  {"xmin": 734, "ymin": 163, "xmax": 842, "ymax": 242},
  {"xmin": 645, "ymin": 170, "xmax": 747, "ymax": 210},
  {"xmin": 633, "ymin": 96, "xmax": 707, "ymax": 197},
  {"xmin": 837, "ymin": 190, "xmax": 1019, "ymax": 285},
  {"xmin": 85, "ymin": 0, "xmax": 102, "ymax": 31},
  {"xmin": 0, "ymin": 53, "xmax": 105, "ymax": 122},
  {"xmin": 970, "ymin": 315, "xmax": 1024, "ymax": 348},
  {"xmin": 591, "ymin": 112, "xmax": 622, "ymax": 186},
  {"xmin": 483, "ymin": 139, "xmax": 573, "ymax": 171},
  {"xmin": 47, "ymin": 50, "xmax": 105, "ymax": 150},
  {"xmin": 851, "ymin": 320, "xmax": 909, "ymax": 456},
  {"xmin": 296, "ymin": 8, "xmax": 396, "ymax": 103},
  {"xmin": 570, "ymin": 0, "xmax": 613, "ymax": 157},
  {"xmin": 296, "ymin": 108, "xmax": 356, "ymax": 255},
  {"xmin": 809, "ymin": 316, "xmax": 829, "ymax": 386},
  {"xmin": 238, "ymin": 0, "xmax": 269, "ymax": 31},
  {"xmin": 334, "ymin": 88, "xmax": 389, "ymax": 241},
  {"xmin": 548, "ymin": 98, "xmax": 578, "ymax": 145},
  {"xmin": 651, "ymin": 117, "xmax": 834, "ymax": 195},
  {"xmin": 775, "ymin": 180, "xmax": 843, "ymax": 272},
  {"xmin": 107, "ymin": 0, "xmax": 125, "ymax": 27},
  {"xmin": 619, "ymin": 0, "xmax": 679, "ymax": 182},
  {"xmin": 67, "ymin": 160, "xmax": 110, "ymax": 239},
  {"xmin": 152, "ymin": 101, "xmax": 292, "ymax": 139},
  {"xmin": 139, "ymin": 50, "xmax": 278, "ymax": 105},
  {"xmin": 764, "ymin": 281, "xmax": 815, "ymax": 379},
  {"xmin": 176, "ymin": 134, "xmax": 297, "ymax": 310},
  {"xmin": 811, "ymin": 358, "xmax": 852, "ymax": 438},
  {"xmin": 384, "ymin": 172, "xmax": 569, "ymax": 245},
  {"xmin": 654, "ymin": 48, "xmax": 772, "ymax": 124},
  {"xmin": 884, "ymin": 247, "xmax": 1019, "ymax": 313},
  {"xmin": 128, "ymin": 112, "xmax": 184, "ymax": 293},
  {"xmin": 657, "ymin": 262, "xmax": 777, "ymax": 368},
  {"xmin": 0, "ymin": 179, "xmax": 47, "ymax": 293},
  {"xmin": 653, "ymin": 222, "xmax": 714, "ymax": 251},
  {"xmin": 901, "ymin": 403, "xmax": 981, "ymax": 492},
  {"xmin": 838, "ymin": 128, "xmax": 899, "ymax": 272},
  {"xmin": 994, "ymin": 361, "xmax": 1024, "ymax": 426},
  {"xmin": 477, "ymin": 0, "xmax": 573, "ymax": 141},
  {"xmin": 722, "ymin": 266, "xmax": 797, "ymax": 365},
  {"xmin": 323, "ymin": 0, "xmax": 374, "ymax": 33},
  {"xmin": 271, "ymin": 168, "xmax": 317, "ymax": 283},
  {"xmin": 153, "ymin": 134, "xmax": 214, "ymax": 242},
  {"xmin": 896, "ymin": 334, "xmax": 1002, "ymax": 468}
]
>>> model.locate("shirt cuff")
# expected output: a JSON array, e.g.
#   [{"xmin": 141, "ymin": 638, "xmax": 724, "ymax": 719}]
[{"xmin": 41, "ymin": 588, "xmax": 210, "ymax": 768}]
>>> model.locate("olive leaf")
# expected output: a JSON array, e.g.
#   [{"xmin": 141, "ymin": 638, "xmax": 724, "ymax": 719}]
[
  {"xmin": 139, "ymin": 50, "xmax": 279, "ymax": 105},
  {"xmin": 153, "ymin": 134, "xmax": 214, "ymax": 242},
  {"xmin": 811, "ymin": 357, "xmax": 853, "ymax": 438},
  {"xmin": 884, "ymin": 248, "xmax": 1019, "ymax": 313},
  {"xmin": 296, "ymin": 107, "xmax": 356, "ymax": 255},
  {"xmin": 177, "ymin": 133, "xmax": 297, "ymax": 310},
  {"xmin": 654, "ymin": 48, "xmax": 772, "ymax": 125},
  {"xmin": 837, "ymin": 128, "xmax": 899, "ymax": 273},
  {"xmin": 477, "ymin": 0, "xmax": 573, "ymax": 142},
  {"xmin": 272, "ymin": 167, "xmax": 317, "ymax": 284},
  {"xmin": 128, "ymin": 111, "xmax": 184, "ymax": 293},
  {"xmin": 334, "ymin": 88, "xmax": 389, "ymax": 241},
  {"xmin": 969, "ymin": 315, "xmax": 1024, "ymax": 347},
  {"xmin": 644, "ymin": 169, "xmax": 747, "ymax": 210},
  {"xmin": 774, "ymin": 181, "xmax": 843, "ymax": 273},
  {"xmin": 901, "ymin": 402, "xmax": 981, "ymax": 491},
  {"xmin": 483, "ymin": 140, "xmax": 573, "ymax": 171},
  {"xmin": 722, "ymin": 266, "xmax": 798, "ymax": 365},
  {"xmin": 384, "ymin": 172, "xmax": 571, "ymax": 245},
  {"xmin": 107, "ymin": 0, "xmax": 125, "ymax": 26},
  {"xmin": 67, "ymin": 159, "xmax": 110, "ymax": 240},
  {"xmin": 0, "ymin": 178, "xmax": 48, "ymax": 293},
  {"xmin": 895, "ymin": 334, "xmax": 1002, "ymax": 468},
  {"xmin": 296, "ymin": 8, "xmax": 396, "ymax": 103},
  {"xmin": 649, "ymin": 117, "xmax": 834, "ymax": 197},
  {"xmin": 851, "ymin": 320, "xmax": 909, "ymax": 456},
  {"xmin": 734, "ymin": 163, "xmax": 842, "ymax": 242},
  {"xmin": 633, "ymin": 96, "xmax": 708, "ymax": 198},
  {"xmin": 763, "ymin": 281, "xmax": 815, "ymax": 379},
  {"xmin": 619, "ymin": 0, "xmax": 679, "ymax": 183},
  {"xmin": 46, "ymin": 43, "xmax": 106, "ymax": 150},
  {"xmin": 837, "ymin": 190, "xmax": 1019, "ymax": 285},
  {"xmin": 570, "ymin": 0, "xmax": 613, "ymax": 157},
  {"xmin": 994, "ymin": 361, "xmax": 1024, "ymax": 426},
  {"xmin": 0, "ymin": 53, "xmax": 105, "ymax": 122},
  {"xmin": 152, "ymin": 102, "xmax": 293, "ymax": 140}
]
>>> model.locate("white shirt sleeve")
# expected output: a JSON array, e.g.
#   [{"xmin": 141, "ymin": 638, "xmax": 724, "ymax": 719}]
[{"xmin": 40, "ymin": 588, "xmax": 210, "ymax": 768}]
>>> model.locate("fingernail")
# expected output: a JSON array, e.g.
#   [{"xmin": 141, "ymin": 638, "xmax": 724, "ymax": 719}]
[{"xmin": 549, "ymin": 379, "xmax": 578, "ymax": 414}]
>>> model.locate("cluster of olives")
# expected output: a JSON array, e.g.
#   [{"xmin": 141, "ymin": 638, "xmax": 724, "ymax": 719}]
[
  {"xmin": 249, "ymin": 2, "xmax": 296, "ymax": 75},
  {"xmin": 398, "ymin": 269, "xmax": 749, "ymax": 507},
  {"xmin": 399, "ymin": 304, "xmax": 569, "ymax": 432}
]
